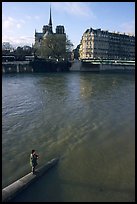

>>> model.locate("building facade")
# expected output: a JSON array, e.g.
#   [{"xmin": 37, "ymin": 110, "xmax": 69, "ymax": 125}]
[
  {"xmin": 34, "ymin": 6, "xmax": 66, "ymax": 49},
  {"xmin": 79, "ymin": 28, "xmax": 135, "ymax": 60}
]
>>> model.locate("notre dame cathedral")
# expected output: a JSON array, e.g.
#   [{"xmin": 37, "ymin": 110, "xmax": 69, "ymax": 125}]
[{"xmin": 34, "ymin": 6, "xmax": 66, "ymax": 48}]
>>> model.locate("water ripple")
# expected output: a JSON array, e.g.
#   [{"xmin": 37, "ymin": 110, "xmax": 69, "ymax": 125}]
[{"xmin": 2, "ymin": 73, "xmax": 135, "ymax": 199}]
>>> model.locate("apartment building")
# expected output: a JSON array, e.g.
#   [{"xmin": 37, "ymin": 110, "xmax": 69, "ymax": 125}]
[{"xmin": 79, "ymin": 28, "xmax": 135, "ymax": 60}]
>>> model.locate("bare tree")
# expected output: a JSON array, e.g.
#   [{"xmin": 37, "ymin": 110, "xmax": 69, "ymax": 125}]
[{"xmin": 35, "ymin": 34, "xmax": 73, "ymax": 61}]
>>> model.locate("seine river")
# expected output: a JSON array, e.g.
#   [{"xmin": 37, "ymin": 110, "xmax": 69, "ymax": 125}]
[{"xmin": 2, "ymin": 72, "xmax": 135, "ymax": 202}]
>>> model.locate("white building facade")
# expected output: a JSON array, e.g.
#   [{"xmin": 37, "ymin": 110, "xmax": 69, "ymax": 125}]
[{"xmin": 79, "ymin": 28, "xmax": 135, "ymax": 60}]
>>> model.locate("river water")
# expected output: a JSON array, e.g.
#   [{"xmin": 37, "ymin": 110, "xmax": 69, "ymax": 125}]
[{"xmin": 2, "ymin": 72, "xmax": 135, "ymax": 202}]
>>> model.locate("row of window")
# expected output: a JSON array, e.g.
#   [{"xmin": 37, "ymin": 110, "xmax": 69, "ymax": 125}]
[
  {"xmin": 82, "ymin": 38, "xmax": 135, "ymax": 44},
  {"xmin": 84, "ymin": 33, "xmax": 134, "ymax": 39},
  {"xmin": 81, "ymin": 47, "xmax": 134, "ymax": 52},
  {"xmin": 83, "ymin": 53, "xmax": 134, "ymax": 58},
  {"xmin": 82, "ymin": 49, "xmax": 134, "ymax": 54}
]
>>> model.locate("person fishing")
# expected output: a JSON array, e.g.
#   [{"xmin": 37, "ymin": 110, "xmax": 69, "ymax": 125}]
[{"xmin": 30, "ymin": 149, "xmax": 39, "ymax": 174}]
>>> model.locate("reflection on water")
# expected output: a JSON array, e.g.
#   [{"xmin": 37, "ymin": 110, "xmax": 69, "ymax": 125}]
[{"xmin": 2, "ymin": 73, "xmax": 135, "ymax": 202}]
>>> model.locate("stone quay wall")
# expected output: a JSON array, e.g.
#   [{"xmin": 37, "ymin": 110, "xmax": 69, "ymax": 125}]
[
  {"xmin": 70, "ymin": 60, "xmax": 135, "ymax": 73},
  {"xmin": 2, "ymin": 61, "xmax": 33, "ymax": 73}
]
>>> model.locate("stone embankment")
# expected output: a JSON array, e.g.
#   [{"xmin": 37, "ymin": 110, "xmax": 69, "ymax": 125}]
[
  {"xmin": 70, "ymin": 60, "xmax": 135, "ymax": 72},
  {"xmin": 2, "ymin": 59, "xmax": 135, "ymax": 73},
  {"xmin": 2, "ymin": 158, "xmax": 59, "ymax": 202},
  {"xmin": 2, "ymin": 59, "xmax": 71, "ymax": 73},
  {"xmin": 2, "ymin": 61, "xmax": 33, "ymax": 73}
]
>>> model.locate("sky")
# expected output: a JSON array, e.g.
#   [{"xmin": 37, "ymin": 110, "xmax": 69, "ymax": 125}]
[{"xmin": 2, "ymin": 2, "xmax": 135, "ymax": 49}]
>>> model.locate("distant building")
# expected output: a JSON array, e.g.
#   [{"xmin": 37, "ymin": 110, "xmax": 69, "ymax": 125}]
[
  {"xmin": 2, "ymin": 42, "xmax": 13, "ymax": 51},
  {"xmin": 79, "ymin": 28, "xmax": 135, "ymax": 60},
  {"xmin": 34, "ymin": 6, "xmax": 66, "ymax": 49},
  {"xmin": 72, "ymin": 44, "xmax": 80, "ymax": 60},
  {"xmin": 22, "ymin": 45, "xmax": 32, "ymax": 51}
]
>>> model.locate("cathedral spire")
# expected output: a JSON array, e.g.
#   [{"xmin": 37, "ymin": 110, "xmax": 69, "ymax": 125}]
[
  {"xmin": 49, "ymin": 4, "xmax": 52, "ymax": 26},
  {"xmin": 48, "ymin": 4, "xmax": 53, "ymax": 33}
]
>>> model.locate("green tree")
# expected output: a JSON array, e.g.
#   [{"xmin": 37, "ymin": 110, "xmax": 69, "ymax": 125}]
[{"xmin": 36, "ymin": 34, "xmax": 73, "ymax": 61}]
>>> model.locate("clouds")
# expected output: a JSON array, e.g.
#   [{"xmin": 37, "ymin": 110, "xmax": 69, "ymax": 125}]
[
  {"xmin": 2, "ymin": 16, "xmax": 25, "ymax": 30},
  {"xmin": 2, "ymin": 2, "xmax": 135, "ymax": 48},
  {"xmin": 2, "ymin": 16, "xmax": 30, "ymax": 47},
  {"xmin": 2, "ymin": 35, "xmax": 34, "ymax": 48},
  {"xmin": 3, "ymin": 15, "xmax": 40, "ymax": 31},
  {"xmin": 2, "ymin": 14, "xmax": 40, "ymax": 47},
  {"xmin": 52, "ymin": 2, "xmax": 95, "ymax": 18}
]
